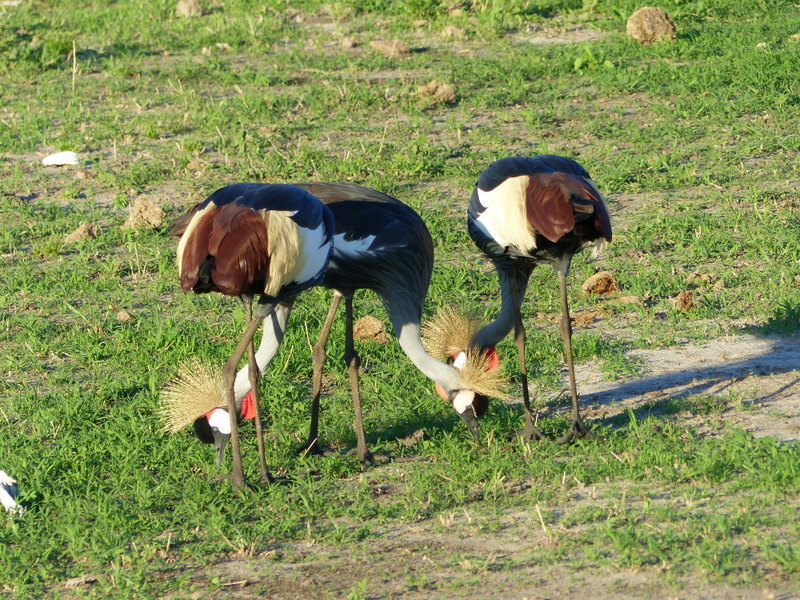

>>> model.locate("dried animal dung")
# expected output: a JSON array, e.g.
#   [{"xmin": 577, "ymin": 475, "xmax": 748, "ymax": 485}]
[
  {"xmin": 121, "ymin": 195, "xmax": 164, "ymax": 230},
  {"xmin": 417, "ymin": 80, "xmax": 457, "ymax": 104},
  {"xmin": 672, "ymin": 290, "xmax": 696, "ymax": 311},
  {"xmin": 572, "ymin": 309, "xmax": 603, "ymax": 327},
  {"xmin": 581, "ymin": 271, "xmax": 621, "ymax": 296},
  {"xmin": 63, "ymin": 575, "xmax": 99, "ymax": 589},
  {"xmin": 353, "ymin": 315, "xmax": 390, "ymax": 344},
  {"xmin": 116, "ymin": 310, "xmax": 134, "ymax": 322},
  {"xmin": 369, "ymin": 39, "xmax": 410, "ymax": 57},
  {"xmin": 64, "ymin": 222, "xmax": 99, "ymax": 244},
  {"xmin": 626, "ymin": 6, "xmax": 677, "ymax": 44},
  {"xmin": 397, "ymin": 429, "xmax": 426, "ymax": 447},
  {"xmin": 175, "ymin": 0, "xmax": 202, "ymax": 18}
]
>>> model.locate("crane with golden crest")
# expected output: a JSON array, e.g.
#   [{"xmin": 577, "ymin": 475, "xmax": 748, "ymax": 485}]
[
  {"xmin": 466, "ymin": 156, "xmax": 612, "ymax": 442},
  {"xmin": 162, "ymin": 183, "xmax": 507, "ymax": 480},
  {"xmin": 163, "ymin": 183, "xmax": 335, "ymax": 490}
]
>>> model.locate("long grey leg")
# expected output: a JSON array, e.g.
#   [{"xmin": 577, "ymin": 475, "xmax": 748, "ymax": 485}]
[
  {"xmin": 554, "ymin": 258, "xmax": 595, "ymax": 444},
  {"xmin": 304, "ymin": 292, "xmax": 343, "ymax": 454}
]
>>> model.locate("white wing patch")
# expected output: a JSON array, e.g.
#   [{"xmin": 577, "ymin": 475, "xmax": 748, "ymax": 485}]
[
  {"xmin": 475, "ymin": 175, "xmax": 538, "ymax": 253},
  {"xmin": 293, "ymin": 220, "xmax": 332, "ymax": 285},
  {"xmin": 333, "ymin": 233, "xmax": 378, "ymax": 258}
]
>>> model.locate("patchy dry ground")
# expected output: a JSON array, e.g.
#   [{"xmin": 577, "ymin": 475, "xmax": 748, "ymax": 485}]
[
  {"xmin": 157, "ymin": 334, "xmax": 799, "ymax": 600},
  {"xmin": 577, "ymin": 333, "xmax": 800, "ymax": 443}
]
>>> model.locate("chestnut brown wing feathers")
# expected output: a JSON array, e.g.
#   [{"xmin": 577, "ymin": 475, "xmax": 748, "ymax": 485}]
[
  {"xmin": 179, "ymin": 206, "xmax": 218, "ymax": 292},
  {"xmin": 526, "ymin": 172, "xmax": 609, "ymax": 243},
  {"xmin": 210, "ymin": 205, "xmax": 270, "ymax": 296},
  {"xmin": 180, "ymin": 203, "xmax": 270, "ymax": 296}
]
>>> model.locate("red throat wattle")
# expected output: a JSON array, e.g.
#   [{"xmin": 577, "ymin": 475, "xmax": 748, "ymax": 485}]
[
  {"xmin": 205, "ymin": 390, "xmax": 257, "ymax": 421},
  {"xmin": 240, "ymin": 390, "xmax": 256, "ymax": 420}
]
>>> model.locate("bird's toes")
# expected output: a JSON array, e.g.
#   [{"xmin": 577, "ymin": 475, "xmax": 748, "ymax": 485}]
[
  {"xmin": 556, "ymin": 420, "xmax": 596, "ymax": 444},
  {"xmin": 513, "ymin": 425, "xmax": 547, "ymax": 442}
]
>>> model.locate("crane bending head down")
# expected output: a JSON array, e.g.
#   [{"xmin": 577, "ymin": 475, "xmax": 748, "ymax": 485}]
[{"xmin": 161, "ymin": 183, "xmax": 510, "ymax": 464}]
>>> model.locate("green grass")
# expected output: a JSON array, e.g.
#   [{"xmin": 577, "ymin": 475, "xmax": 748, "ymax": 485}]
[{"xmin": 1, "ymin": 0, "xmax": 800, "ymax": 597}]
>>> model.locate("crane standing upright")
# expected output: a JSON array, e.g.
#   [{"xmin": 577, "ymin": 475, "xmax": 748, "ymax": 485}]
[
  {"xmin": 172, "ymin": 183, "xmax": 334, "ymax": 490},
  {"xmin": 467, "ymin": 156, "xmax": 612, "ymax": 443}
]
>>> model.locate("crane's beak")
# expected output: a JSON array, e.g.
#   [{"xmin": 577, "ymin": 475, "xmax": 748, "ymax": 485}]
[
  {"xmin": 458, "ymin": 408, "xmax": 480, "ymax": 442},
  {"xmin": 212, "ymin": 430, "xmax": 230, "ymax": 467},
  {"xmin": 450, "ymin": 389, "xmax": 481, "ymax": 441}
]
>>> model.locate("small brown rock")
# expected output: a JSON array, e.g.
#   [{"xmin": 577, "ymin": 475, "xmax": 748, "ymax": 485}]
[
  {"xmin": 121, "ymin": 195, "xmax": 164, "ymax": 230},
  {"xmin": 581, "ymin": 271, "xmax": 621, "ymax": 296},
  {"xmin": 353, "ymin": 315, "xmax": 390, "ymax": 344},
  {"xmin": 672, "ymin": 290, "xmax": 696, "ymax": 311},
  {"xmin": 340, "ymin": 37, "xmax": 357, "ymax": 49},
  {"xmin": 175, "ymin": 0, "xmax": 202, "ymax": 18},
  {"xmin": 626, "ymin": 6, "xmax": 677, "ymax": 44},
  {"xmin": 64, "ymin": 222, "xmax": 99, "ymax": 244},
  {"xmin": 369, "ymin": 39, "xmax": 410, "ymax": 57}
]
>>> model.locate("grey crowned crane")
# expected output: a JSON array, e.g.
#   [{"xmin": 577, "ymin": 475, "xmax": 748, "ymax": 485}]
[
  {"xmin": 0, "ymin": 470, "xmax": 22, "ymax": 515},
  {"xmin": 295, "ymin": 182, "xmax": 505, "ymax": 458},
  {"xmin": 164, "ymin": 183, "xmax": 506, "ymax": 466},
  {"xmin": 467, "ymin": 156, "xmax": 612, "ymax": 443},
  {"xmin": 165, "ymin": 183, "xmax": 334, "ymax": 490}
]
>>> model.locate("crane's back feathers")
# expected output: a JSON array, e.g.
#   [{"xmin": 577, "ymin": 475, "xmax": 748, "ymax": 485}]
[
  {"xmin": 174, "ymin": 183, "xmax": 333, "ymax": 300},
  {"xmin": 469, "ymin": 155, "xmax": 611, "ymax": 260},
  {"xmin": 295, "ymin": 182, "xmax": 434, "ymax": 325}
]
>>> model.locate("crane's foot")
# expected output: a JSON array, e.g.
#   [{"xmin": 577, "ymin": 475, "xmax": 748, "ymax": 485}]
[
  {"xmin": 348, "ymin": 446, "xmax": 373, "ymax": 463},
  {"xmin": 514, "ymin": 421, "xmax": 546, "ymax": 442},
  {"xmin": 556, "ymin": 417, "xmax": 596, "ymax": 444},
  {"xmin": 211, "ymin": 472, "xmax": 255, "ymax": 492},
  {"xmin": 346, "ymin": 447, "xmax": 392, "ymax": 464}
]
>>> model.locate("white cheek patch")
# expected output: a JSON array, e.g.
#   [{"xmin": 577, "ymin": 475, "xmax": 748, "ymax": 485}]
[
  {"xmin": 207, "ymin": 408, "xmax": 231, "ymax": 435},
  {"xmin": 452, "ymin": 351, "xmax": 468, "ymax": 370},
  {"xmin": 452, "ymin": 390, "xmax": 475, "ymax": 415}
]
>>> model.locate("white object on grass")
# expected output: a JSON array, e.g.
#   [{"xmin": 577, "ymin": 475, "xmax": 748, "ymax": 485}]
[
  {"xmin": 0, "ymin": 470, "xmax": 23, "ymax": 515},
  {"xmin": 42, "ymin": 151, "xmax": 80, "ymax": 166}
]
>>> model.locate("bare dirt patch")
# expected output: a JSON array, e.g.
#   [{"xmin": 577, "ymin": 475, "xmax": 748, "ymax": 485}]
[
  {"xmin": 177, "ymin": 495, "xmax": 798, "ymax": 600},
  {"xmin": 164, "ymin": 334, "xmax": 799, "ymax": 600},
  {"xmin": 575, "ymin": 333, "xmax": 800, "ymax": 442}
]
